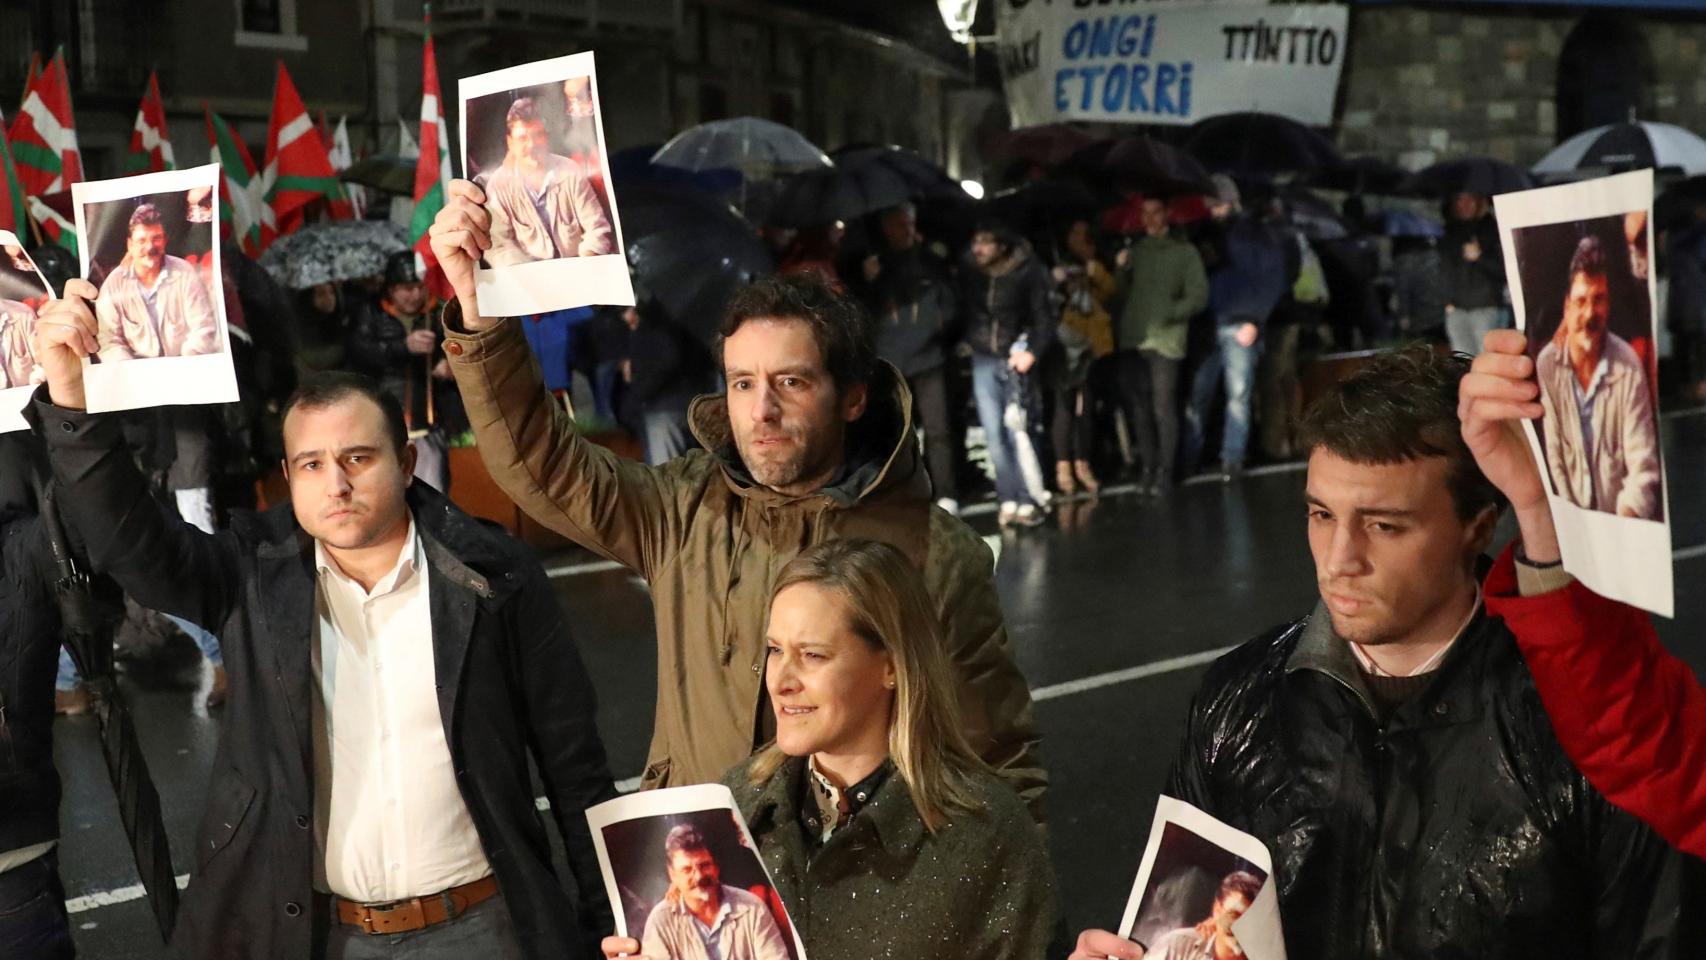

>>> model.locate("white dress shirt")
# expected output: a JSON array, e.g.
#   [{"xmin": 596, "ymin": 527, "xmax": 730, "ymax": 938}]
[{"xmin": 311, "ymin": 518, "xmax": 491, "ymax": 902}]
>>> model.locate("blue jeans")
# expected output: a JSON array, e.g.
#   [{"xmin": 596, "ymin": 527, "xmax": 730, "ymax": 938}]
[
  {"xmin": 57, "ymin": 615, "xmax": 222, "ymax": 691},
  {"xmin": 0, "ymin": 851, "xmax": 73, "ymax": 960},
  {"xmin": 970, "ymin": 354, "xmax": 1034, "ymax": 506},
  {"xmin": 1184, "ymin": 324, "xmax": 1263, "ymax": 472}
]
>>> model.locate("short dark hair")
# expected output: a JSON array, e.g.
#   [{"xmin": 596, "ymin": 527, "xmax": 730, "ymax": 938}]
[
  {"xmin": 1297, "ymin": 344, "xmax": 1505, "ymax": 522},
  {"xmin": 1569, "ymin": 234, "xmax": 1606, "ymax": 280},
  {"xmin": 506, "ymin": 97, "xmax": 540, "ymax": 128},
  {"xmin": 972, "ymin": 219, "xmax": 1016, "ymax": 254},
  {"xmin": 281, "ymin": 371, "xmax": 409, "ymax": 459},
  {"xmin": 663, "ymin": 824, "xmax": 711, "ymax": 862},
  {"xmin": 718, "ymin": 273, "xmax": 875, "ymax": 391},
  {"xmin": 129, "ymin": 203, "xmax": 162, "ymax": 232},
  {"xmin": 1217, "ymin": 871, "xmax": 1262, "ymax": 906}
]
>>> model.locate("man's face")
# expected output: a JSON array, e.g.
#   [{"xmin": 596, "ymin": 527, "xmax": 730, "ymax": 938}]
[
  {"xmin": 1305, "ymin": 449, "xmax": 1488, "ymax": 648},
  {"xmin": 388, "ymin": 280, "xmax": 427, "ymax": 316},
  {"xmin": 881, "ymin": 208, "xmax": 917, "ymax": 251},
  {"xmin": 970, "ymin": 231, "xmax": 1001, "ymax": 267},
  {"xmin": 1450, "ymin": 192, "xmax": 1483, "ymax": 222},
  {"xmin": 666, "ymin": 847, "xmax": 722, "ymax": 915},
  {"xmin": 723, "ymin": 317, "xmax": 865, "ymax": 496},
  {"xmin": 1562, "ymin": 270, "xmax": 1610, "ymax": 365},
  {"xmin": 281, "ymin": 396, "xmax": 414, "ymax": 552},
  {"xmin": 766, "ymin": 583, "xmax": 896, "ymax": 761},
  {"xmin": 127, "ymin": 224, "xmax": 167, "ymax": 275},
  {"xmin": 1210, "ymin": 891, "xmax": 1252, "ymax": 954},
  {"xmin": 505, "ymin": 118, "xmax": 549, "ymax": 166},
  {"xmin": 1207, "ymin": 201, "xmax": 1233, "ymax": 222},
  {"xmin": 1141, "ymin": 199, "xmax": 1170, "ymax": 238}
]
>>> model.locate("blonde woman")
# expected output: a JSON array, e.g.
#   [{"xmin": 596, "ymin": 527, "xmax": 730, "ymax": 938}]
[{"xmin": 604, "ymin": 538, "xmax": 1056, "ymax": 960}]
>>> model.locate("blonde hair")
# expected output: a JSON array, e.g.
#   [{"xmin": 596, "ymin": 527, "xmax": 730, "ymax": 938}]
[{"xmin": 749, "ymin": 538, "xmax": 987, "ymax": 832}]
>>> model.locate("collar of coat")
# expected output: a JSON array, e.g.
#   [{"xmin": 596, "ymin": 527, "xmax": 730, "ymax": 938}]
[
  {"xmin": 249, "ymin": 481, "xmax": 515, "ymax": 603},
  {"xmin": 747, "ymin": 755, "xmax": 926, "ymax": 858},
  {"xmin": 684, "ymin": 358, "xmax": 926, "ymax": 508},
  {"xmin": 1284, "ymin": 589, "xmax": 1492, "ymax": 728}
]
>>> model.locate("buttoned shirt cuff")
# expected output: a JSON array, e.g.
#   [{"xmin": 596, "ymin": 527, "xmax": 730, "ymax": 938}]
[
  {"xmin": 438, "ymin": 300, "xmax": 526, "ymax": 365},
  {"xmin": 1513, "ymin": 550, "xmax": 1574, "ymax": 597}
]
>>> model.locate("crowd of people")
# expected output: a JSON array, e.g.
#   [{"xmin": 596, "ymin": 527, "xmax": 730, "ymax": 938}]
[{"xmin": 1, "ymin": 154, "xmax": 1705, "ymax": 960}]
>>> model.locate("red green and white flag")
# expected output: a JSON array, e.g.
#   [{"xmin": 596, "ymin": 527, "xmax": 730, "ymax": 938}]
[
  {"xmin": 260, "ymin": 61, "xmax": 351, "ymax": 247},
  {"xmin": 7, "ymin": 50, "xmax": 82, "ymax": 197},
  {"xmin": 0, "ymin": 109, "xmax": 30, "ymax": 238},
  {"xmin": 410, "ymin": 16, "xmax": 455, "ymax": 298},
  {"xmin": 124, "ymin": 71, "xmax": 176, "ymax": 174},
  {"xmin": 206, "ymin": 107, "xmax": 267, "ymax": 256}
]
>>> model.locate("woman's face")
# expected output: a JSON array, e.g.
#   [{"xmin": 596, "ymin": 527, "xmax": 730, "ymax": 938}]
[{"xmin": 765, "ymin": 583, "xmax": 895, "ymax": 764}]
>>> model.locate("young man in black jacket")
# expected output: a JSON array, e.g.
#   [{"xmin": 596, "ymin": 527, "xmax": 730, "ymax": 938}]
[
  {"xmin": 0, "ymin": 435, "xmax": 76, "ymax": 959},
  {"xmin": 30, "ymin": 282, "xmax": 616, "ymax": 960},
  {"xmin": 1070, "ymin": 345, "xmax": 1681, "ymax": 960}
]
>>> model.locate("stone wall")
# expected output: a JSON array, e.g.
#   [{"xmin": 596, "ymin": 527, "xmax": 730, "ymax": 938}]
[{"xmin": 1336, "ymin": 4, "xmax": 1706, "ymax": 171}]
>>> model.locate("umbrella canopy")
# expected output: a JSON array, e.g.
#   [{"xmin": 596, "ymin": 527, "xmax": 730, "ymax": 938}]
[
  {"xmin": 996, "ymin": 123, "xmax": 1103, "ymax": 168},
  {"xmin": 258, "ymin": 220, "xmax": 408, "ymax": 290},
  {"xmin": 1309, "ymin": 155, "xmax": 1410, "ymax": 195},
  {"xmin": 832, "ymin": 145, "xmax": 965, "ymax": 200},
  {"xmin": 1376, "ymin": 208, "xmax": 1445, "ymax": 239},
  {"xmin": 339, "ymin": 154, "xmax": 416, "ymax": 195},
  {"xmin": 1279, "ymin": 188, "xmax": 1351, "ymax": 241},
  {"xmin": 1102, "ymin": 135, "xmax": 1215, "ymax": 197},
  {"xmin": 1403, "ymin": 157, "xmax": 1534, "ymax": 197},
  {"xmin": 987, "ymin": 179, "xmax": 1102, "ymax": 244},
  {"xmin": 617, "ymin": 179, "xmax": 774, "ymax": 343},
  {"xmin": 1185, "ymin": 112, "xmax": 1343, "ymax": 178},
  {"xmin": 651, "ymin": 117, "xmax": 831, "ymax": 178},
  {"xmin": 1534, "ymin": 121, "xmax": 1706, "ymax": 177},
  {"xmin": 767, "ymin": 162, "xmax": 912, "ymax": 228},
  {"xmin": 608, "ymin": 144, "xmax": 743, "ymax": 194}
]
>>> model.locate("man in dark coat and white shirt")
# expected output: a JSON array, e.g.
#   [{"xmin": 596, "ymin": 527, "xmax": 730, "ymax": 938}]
[{"xmin": 29, "ymin": 280, "xmax": 616, "ymax": 960}]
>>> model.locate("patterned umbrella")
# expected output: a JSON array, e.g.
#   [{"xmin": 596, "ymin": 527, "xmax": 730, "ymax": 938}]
[{"xmin": 258, "ymin": 220, "xmax": 408, "ymax": 290}]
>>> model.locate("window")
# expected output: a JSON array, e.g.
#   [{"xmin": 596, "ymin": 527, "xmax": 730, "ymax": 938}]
[{"xmin": 235, "ymin": 0, "xmax": 307, "ymax": 52}]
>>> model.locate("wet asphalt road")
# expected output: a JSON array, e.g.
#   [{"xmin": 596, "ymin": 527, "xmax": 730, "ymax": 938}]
[{"xmin": 50, "ymin": 411, "xmax": 1706, "ymax": 958}]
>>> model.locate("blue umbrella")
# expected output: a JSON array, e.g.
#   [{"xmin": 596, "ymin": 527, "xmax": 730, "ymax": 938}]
[{"xmin": 1377, "ymin": 209, "xmax": 1444, "ymax": 239}]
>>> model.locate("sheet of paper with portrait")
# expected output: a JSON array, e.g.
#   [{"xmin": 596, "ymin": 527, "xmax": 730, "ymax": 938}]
[
  {"xmin": 0, "ymin": 231, "xmax": 55, "ymax": 433},
  {"xmin": 1116, "ymin": 796, "xmax": 1286, "ymax": 960},
  {"xmin": 1494, "ymin": 170, "xmax": 1672, "ymax": 617},
  {"xmin": 587, "ymin": 784, "xmax": 808, "ymax": 960},
  {"xmin": 70, "ymin": 163, "xmax": 237, "ymax": 413},
  {"xmin": 459, "ymin": 50, "xmax": 634, "ymax": 317}
]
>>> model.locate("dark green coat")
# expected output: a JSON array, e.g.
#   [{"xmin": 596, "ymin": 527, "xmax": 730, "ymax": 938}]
[{"xmin": 722, "ymin": 756, "xmax": 1057, "ymax": 960}]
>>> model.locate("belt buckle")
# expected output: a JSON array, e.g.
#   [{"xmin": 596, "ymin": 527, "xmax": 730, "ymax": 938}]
[{"xmin": 361, "ymin": 898, "xmax": 408, "ymax": 936}]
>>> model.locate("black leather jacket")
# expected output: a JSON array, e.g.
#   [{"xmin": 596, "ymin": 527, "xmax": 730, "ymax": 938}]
[
  {"xmin": 959, "ymin": 245, "xmax": 1057, "ymax": 360},
  {"xmin": 1168, "ymin": 603, "xmax": 1683, "ymax": 960}
]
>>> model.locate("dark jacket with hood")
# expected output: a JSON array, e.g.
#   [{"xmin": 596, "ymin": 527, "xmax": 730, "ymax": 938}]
[
  {"xmin": 1440, "ymin": 214, "xmax": 1506, "ymax": 312},
  {"xmin": 959, "ymin": 242, "xmax": 1057, "ymax": 360},
  {"xmin": 1168, "ymin": 601, "xmax": 1681, "ymax": 960},
  {"xmin": 860, "ymin": 244, "xmax": 957, "ymax": 378},
  {"xmin": 29, "ymin": 393, "xmax": 617, "ymax": 960},
  {"xmin": 440, "ymin": 310, "xmax": 1047, "ymax": 818}
]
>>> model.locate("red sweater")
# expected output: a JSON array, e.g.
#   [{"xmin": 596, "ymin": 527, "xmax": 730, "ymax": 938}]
[{"xmin": 1484, "ymin": 545, "xmax": 1706, "ymax": 858}]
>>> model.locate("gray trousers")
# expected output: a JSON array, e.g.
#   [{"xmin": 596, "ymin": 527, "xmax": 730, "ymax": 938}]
[{"xmin": 319, "ymin": 895, "xmax": 521, "ymax": 960}]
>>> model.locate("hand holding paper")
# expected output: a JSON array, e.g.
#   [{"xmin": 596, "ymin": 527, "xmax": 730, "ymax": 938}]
[
  {"xmin": 33, "ymin": 278, "xmax": 101, "ymax": 411},
  {"xmin": 1459, "ymin": 329, "xmax": 1560, "ymax": 563},
  {"xmin": 1068, "ymin": 929, "xmax": 1146, "ymax": 959},
  {"xmin": 427, "ymin": 178, "xmax": 492, "ymax": 329}
]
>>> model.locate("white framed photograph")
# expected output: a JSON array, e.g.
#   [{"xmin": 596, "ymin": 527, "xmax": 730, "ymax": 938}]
[
  {"xmin": 1117, "ymin": 796, "xmax": 1286, "ymax": 960},
  {"xmin": 0, "ymin": 230, "xmax": 53, "ymax": 432},
  {"xmin": 1494, "ymin": 169, "xmax": 1672, "ymax": 617},
  {"xmin": 71, "ymin": 163, "xmax": 238, "ymax": 412},
  {"xmin": 586, "ymin": 784, "xmax": 806, "ymax": 960},
  {"xmin": 459, "ymin": 50, "xmax": 634, "ymax": 317}
]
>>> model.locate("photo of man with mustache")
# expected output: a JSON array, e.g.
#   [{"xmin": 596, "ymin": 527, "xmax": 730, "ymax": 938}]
[
  {"xmin": 93, "ymin": 201, "xmax": 220, "ymax": 362},
  {"xmin": 639, "ymin": 824, "xmax": 790, "ymax": 960},
  {"xmin": 480, "ymin": 94, "xmax": 614, "ymax": 266}
]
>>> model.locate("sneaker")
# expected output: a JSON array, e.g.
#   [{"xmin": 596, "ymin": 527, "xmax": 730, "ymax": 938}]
[
  {"xmin": 997, "ymin": 501, "xmax": 1019, "ymax": 527},
  {"xmin": 1010, "ymin": 504, "xmax": 1047, "ymax": 527},
  {"xmin": 935, "ymin": 497, "xmax": 961, "ymax": 516},
  {"xmin": 55, "ymin": 685, "xmax": 91, "ymax": 716}
]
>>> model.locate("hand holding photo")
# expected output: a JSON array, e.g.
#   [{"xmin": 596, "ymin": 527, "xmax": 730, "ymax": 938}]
[
  {"xmin": 459, "ymin": 51, "xmax": 633, "ymax": 316},
  {"xmin": 1117, "ymin": 796, "xmax": 1287, "ymax": 960},
  {"xmin": 587, "ymin": 784, "xmax": 804, "ymax": 960},
  {"xmin": 0, "ymin": 231, "xmax": 53, "ymax": 432},
  {"xmin": 71, "ymin": 163, "xmax": 238, "ymax": 412},
  {"xmin": 1493, "ymin": 169, "xmax": 1672, "ymax": 616}
]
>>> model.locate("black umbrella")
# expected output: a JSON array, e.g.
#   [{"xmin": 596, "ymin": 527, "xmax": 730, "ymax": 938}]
[
  {"xmin": 1308, "ymin": 155, "xmax": 1410, "ymax": 195},
  {"xmin": 986, "ymin": 179, "xmax": 1102, "ymax": 245},
  {"xmin": 997, "ymin": 124, "xmax": 1104, "ymax": 168},
  {"xmin": 617, "ymin": 180, "xmax": 774, "ymax": 343},
  {"xmin": 1279, "ymin": 188, "xmax": 1352, "ymax": 241},
  {"xmin": 1185, "ymin": 112, "xmax": 1343, "ymax": 178},
  {"xmin": 339, "ymin": 154, "xmax": 416, "ymax": 195},
  {"xmin": 766, "ymin": 162, "xmax": 912, "ymax": 228},
  {"xmin": 833, "ymin": 145, "xmax": 965, "ymax": 200},
  {"xmin": 1404, "ymin": 158, "xmax": 1534, "ymax": 197},
  {"xmin": 1101, "ymin": 135, "xmax": 1215, "ymax": 197}
]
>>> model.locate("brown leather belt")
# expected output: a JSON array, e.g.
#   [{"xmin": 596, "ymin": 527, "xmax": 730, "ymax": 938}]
[{"xmin": 334, "ymin": 875, "xmax": 499, "ymax": 935}]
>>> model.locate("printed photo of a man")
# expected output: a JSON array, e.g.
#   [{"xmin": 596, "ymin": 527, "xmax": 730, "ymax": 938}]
[
  {"xmin": 478, "ymin": 94, "xmax": 614, "ymax": 266},
  {"xmin": 93, "ymin": 201, "xmax": 220, "ymax": 362}
]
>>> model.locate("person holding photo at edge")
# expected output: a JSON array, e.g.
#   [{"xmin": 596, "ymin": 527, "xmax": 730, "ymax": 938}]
[
  {"xmin": 26, "ymin": 280, "xmax": 618, "ymax": 960},
  {"xmin": 1534, "ymin": 234, "xmax": 1662, "ymax": 520},
  {"xmin": 1068, "ymin": 345, "xmax": 1679, "ymax": 960},
  {"xmin": 427, "ymin": 180, "xmax": 1047, "ymax": 819},
  {"xmin": 1465, "ymin": 327, "xmax": 1706, "ymax": 860},
  {"xmin": 603, "ymin": 538, "xmax": 1057, "ymax": 960}
]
